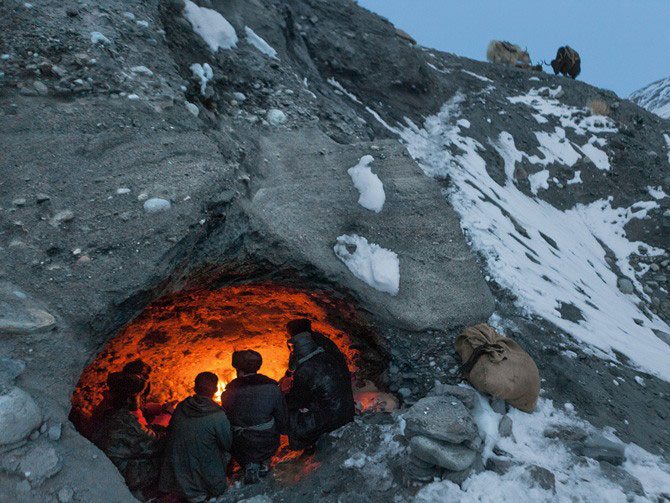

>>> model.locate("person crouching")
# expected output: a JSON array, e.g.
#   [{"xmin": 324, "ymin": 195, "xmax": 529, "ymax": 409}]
[{"xmin": 221, "ymin": 350, "xmax": 288, "ymax": 484}]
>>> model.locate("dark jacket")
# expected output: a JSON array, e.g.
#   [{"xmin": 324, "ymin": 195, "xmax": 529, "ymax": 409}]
[
  {"xmin": 98, "ymin": 408, "xmax": 163, "ymax": 492},
  {"xmin": 159, "ymin": 395, "xmax": 232, "ymax": 502},
  {"xmin": 285, "ymin": 333, "xmax": 355, "ymax": 449},
  {"xmin": 221, "ymin": 373, "xmax": 289, "ymax": 466},
  {"xmin": 288, "ymin": 331, "xmax": 350, "ymax": 378}
]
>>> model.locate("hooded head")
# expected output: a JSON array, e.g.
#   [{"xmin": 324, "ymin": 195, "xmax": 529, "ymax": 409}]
[
  {"xmin": 232, "ymin": 350, "xmax": 262, "ymax": 376},
  {"xmin": 107, "ymin": 372, "xmax": 147, "ymax": 410},
  {"xmin": 194, "ymin": 371, "xmax": 219, "ymax": 398},
  {"xmin": 122, "ymin": 359, "xmax": 152, "ymax": 381},
  {"xmin": 288, "ymin": 332, "xmax": 320, "ymax": 363},
  {"xmin": 286, "ymin": 318, "xmax": 312, "ymax": 337}
]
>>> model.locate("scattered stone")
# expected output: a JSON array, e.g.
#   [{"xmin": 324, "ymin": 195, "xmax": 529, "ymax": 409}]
[
  {"xmin": 19, "ymin": 442, "xmax": 62, "ymax": 486},
  {"xmin": 498, "ymin": 414, "xmax": 513, "ymax": 437},
  {"xmin": 524, "ymin": 465, "xmax": 556, "ymax": 492},
  {"xmin": 650, "ymin": 263, "xmax": 661, "ymax": 272},
  {"xmin": 398, "ymin": 387, "xmax": 412, "ymax": 398},
  {"xmin": 185, "ymin": 102, "xmax": 199, "ymax": 117},
  {"xmin": 577, "ymin": 435, "xmax": 625, "ymax": 466},
  {"xmin": 143, "ymin": 198, "xmax": 171, "ymax": 213},
  {"xmin": 16, "ymin": 480, "xmax": 31, "ymax": 493},
  {"xmin": 40, "ymin": 422, "xmax": 47, "ymax": 434},
  {"xmin": 77, "ymin": 255, "xmax": 91, "ymax": 265},
  {"xmin": 442, "ymin": 452, "xmax": 484, "ymax": 486},
  {"xmin": 116, "ymin": 188, "xmax": 131, "ymax": 194},
  {"xmin": 544, "ymin": 425, "xmax": 588, "ymax": 442},
  {"xmin": 233, "ymin": 91, "xmax": 246, "ymax": 102},
  {"xmin": 410, "ymin": 435, "xmax": 477, "ymax": 472},
  {"xmin": 0, "ymin": 358, "xmax": 26, "ymax": 384},
  {"xmin": 404, "ymin": 396, "xmax": 478, "ymax": 444},
  {"xmin": 50, "ymin": 209, "xmax": 74, "ymax": 226},
  {"xmin": 427, "ymin": 383, "xmax": 476, "ymax": 409},
  {"xmin": 36, "ymin": 193, "xmax": 50, "ymax": 203},
  {"xmin": 0, "ymin": 282, "xmax": 56, "ymax": 334},
  {"xmin": 490, "ymin": 398, "xmax": 506, "ymax": 414},
  {"xmin": 33, "ymin": 81, "xmax": 48, "ymax": 96},
  {"xmin": 0, "ymin": 387, "xmax": 42, "ymax": 445},
  {"xmin": 12, "ymin": 198, "xmax": 27, "ymax": 206},
  {"xmin": 58, "ymin": 486, "xmax": 75, "ymax": 503},
  {"xmin": 617, "ymin": 277, "xmax": 634, "ymax": 295},
  {"xmin": 48, "ymin": 423, "xmax": 62, "ymax": 441},
  {"xmin": 51, "ymin": 65, "xmax": 67, "ymax": 78},
  {"xmin": 131, "ymin": 65, "xmax": 153, "ymax": 76},
  {"xmin": 599, "ymin": 461, "xmax": 645, "ymax": 497},
  {"xmin": 266, "ymin": 108, "xmax": 287, "ymax": 126},
  {"xmin": 485, "ymin": 456, "xmax": 518, "ymax": 475},
  {"xmin": 90, "ymin": 31, "xmax": 111, "ymax": 45}
]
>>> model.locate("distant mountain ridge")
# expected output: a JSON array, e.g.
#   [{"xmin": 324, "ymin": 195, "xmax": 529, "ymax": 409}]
[{"xmin": 630, "ymin": 76, "xmax": 670, "ymax": 119}]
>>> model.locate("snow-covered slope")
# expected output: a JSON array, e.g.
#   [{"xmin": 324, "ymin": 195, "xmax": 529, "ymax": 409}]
[{"xmin": 630, "ymin": 76, "xmax": 670, "ymax": 119}]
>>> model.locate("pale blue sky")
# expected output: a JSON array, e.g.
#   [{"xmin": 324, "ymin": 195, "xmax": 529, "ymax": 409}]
[{"xmin": 357, "ymin": 0, "xmax": 670, "ymax": 97}]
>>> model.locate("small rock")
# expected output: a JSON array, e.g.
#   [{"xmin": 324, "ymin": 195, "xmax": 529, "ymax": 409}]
[
  {"xmin": 0, "ymin": 387, "xmax": 41, "ymax": 446},
  {"xmin": 0, "ymin": 283, "xmax": 56, "ymax": 335},
  {"xmin": 33, "ymin": 81, "xmax": 48, "ymax": 95},
  {"xmin": 36, "ymin": 194, "xmax": 50, "ymax": 203},
  {"xmin": 143, "ymin": 198, "xmax": 171, "ymax": 213},
  {"xmin": 30, "ymin": 430, "xmax": 39, "ymax": 441},
  {"xmin": 617, "ymin": 277, "xmax": 634, "ymax": 295},
  {"xmin": 577, "ymin": 435, "xmax": 625, "ymax": 466},
  {"xmin": 130, "ymin": 65, "xmax": 153, "ymax": 76},
  {"xmin": 653, "ymin": 329, "xmax": 670, "ymax": 346},
  {"xmin": 0, "ymin": 358, "xmax": 26, "ymax": 384},
  {"xmin": 410, "ymin": 435, "xmax": 476, "ymax": 472},
  {"xmin": 490, "ymin": 398, "xmax": 506, "ymax": 414},
  {"xmin": 58, "ymin": 486, "xmax": 74, "ymax": 503},
  {"xmin": 498, "ymin": 414, "xmax": 513, "ymax": 437},
  {"xmin": 116, "ymin": 188, "xmax": 131, "ymax": 194},
  {"xmin": 544, "ymin": 425, "xmax": 588, "ymax": 442},
  {"xmin": 525, "ymin": 465, "xmax": 556, "ymax": 493},
  {"xmin": 77, "ymin": 255, "xmax": 91, "ymax": 265},
  {"xmin": 650, "ymin": 263, "xmax": 661, "ymax": 272},
  {"xmin": 50, "ymin": 210, "xmax": 74, "ymax": 227},
  {"xmin": 404, "ymin": 396, "xmax": 478, "ymax": 444},
  {"xmin": 485, "ymin": 457, "xmax": 518, "ymax": 475},
  {"xmin": 16, "ymin": 480, "xmax": 31, "ymax": 493},
  {"xmin": 266, "ymin": 108, "xmax": 287, "ymax": 126},
  {"xmin": 185, "ymin": 102, "xmax": 199, "ymax": 117},
  {"xmin": 599, "ymin": 461, "xmax": 645, "ymax": 497},
  {"xmin": 39, "ymin": 422, "xmax": 47, "ymax": 434},
  {"xmin": 398, "ymin": 387, "xmax": 412, "ymax": 398},
  {"xmin": 48, "ymin": 423, "xmax": 62, "ymax": 441},
  {"xmin": 232, "ymin": 91, "xmax": 246, "ymax": 102},
  {"xmin": 12, "ymin": 198, "xmax": 27, "ymax": 207},
  {"xmin": 19, "ymin": 443, "xmax": 62, "ymax": 486},
  {"xmin": 51, "ymin": 65, "xmax": 67, "ymax": 78}
]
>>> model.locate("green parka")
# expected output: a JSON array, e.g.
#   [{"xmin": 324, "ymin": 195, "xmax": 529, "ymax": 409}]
[{"xmin": 159, "ymin": 395, "xmax": 232, "ymax": 502}]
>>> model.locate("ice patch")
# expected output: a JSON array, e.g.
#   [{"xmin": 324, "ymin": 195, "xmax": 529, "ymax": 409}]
[
  {"xmin": 244, "ymin": 26, "xmax": 278, "ymax": 60},
  {"xmin": 399, "ymin": 95, "xmax": 670, "ymax": 380},
  {"xmin": 528, "ymin": 169, "xmax": 550, "ymax": 195},
  {"xmin": 334, "ymin": 234, "xmax": 399, "ymax": 295},
  {"xmin": 183, "ymin": 0, "xmax": 237, "ymax": 52},
  {"xmin": 462, "ymin": 69, "xmax": 494, "ymax": 83},
  {"xmin": 190, "ymin": 63, "xmax": 213, "ymax": 95},
  {"xmin": 327, "ymin": 78, "xmax": 362, "ymax": 104},
  {"xmin": 347, "ymin": 155, "xmax": 385, "ymax": 212}
]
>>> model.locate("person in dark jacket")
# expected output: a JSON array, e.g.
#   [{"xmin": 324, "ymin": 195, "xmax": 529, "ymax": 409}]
[
  {"xmin": 220, "ymin": 350, "xmax": 289, "ymax": 484},
  {"xmin": 159, "ymin": 372, "xmax": 232, "ymax": 503},
  {"xmin": 284, "ymin": 319, "xmax": 350, "ymax": 378},
  {"xmin": 284, "ymin": 329, "xmax": 355, "ymax": 453},
  {"xmin": 97, "ymin": 372, "xmax": 165, "ymax": 500}
]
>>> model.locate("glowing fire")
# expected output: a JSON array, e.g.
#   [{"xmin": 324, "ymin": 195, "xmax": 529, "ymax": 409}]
[{"xmin": 214, "ymin": 379, "xmax": 226, "ymax": 404}]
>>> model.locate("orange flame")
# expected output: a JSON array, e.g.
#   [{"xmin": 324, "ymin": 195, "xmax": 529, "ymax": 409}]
[{"xmin": 214, "ymin": 379, "xmax": 226, "ymax": 404}]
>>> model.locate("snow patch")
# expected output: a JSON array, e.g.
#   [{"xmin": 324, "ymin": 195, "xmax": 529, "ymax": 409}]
[
  {"xmin": 581, "ymin": 137, "xmax": 610, "ymax": 171},
  {"xmin": 647, "ymin": 186, "xmax": 668, "ymax": 200},
  {"xmin": 327, "ymin": 78, "xmax": 362, "ymax": 104},
  {"xmin": 347, "ymin": 155, "xmax": 385, "ymax": 212},
  {"xmin": 399, "ymin": 95, "xmax": 670, "ymax": 380},
  {"xmin": 528, "ymin": 169, "xmax": 550, "ymax": 195},
  {"xmin": 665, "ymin": 134, "xmax": 670, "ymax": 165},
  {"xmin": 334, "ymin": 235, "xmax": 399, "ymax": 295},
  {"xmin": 244, "ymin": 26, "xmax": 278, "ymax": 60},
  {"xmin": 190, "ymin": 63, "xmax": 213, "ymax": 95},
  {"xmin": 462, "ymin": 69, "xmax": 493, "ymax": 83},
  {"xmin": 566, "ymin": 170, "xmax": 582, "ymax": 185},
  {"xmin": 183, "ymin": 0, "xmax": 237, "ymax": 52},
  {"xmin": 90, "ymin": 32, "xmax": 110, "ymax": 45}
]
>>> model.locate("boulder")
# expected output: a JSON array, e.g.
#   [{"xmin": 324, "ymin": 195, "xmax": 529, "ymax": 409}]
[
  {"xmin": 0, "ymin": 283, "xmax": 55, "ymax": 335},
  {"xmin": 404, "ymin": 396, "xmax": 478, "ymax": 444},
  {"xmin": 406, "ymin": 454, "xmax": 442, "ymax": 482},
  {"xmin": 442, "ymin": 452, "xmax": 484, "ymax": 485},
  {"xmin": 0, "ymin": 358, "xmax": 26, "ymax": 384},
  {"xmin": 410, "ymin": 435, "xmax": 477, "ymax": 472},
  {"xmin": 524, "ymin": 465, "xmax": 556, "ymax": 493},
  {"xmin": 18, "ymin": 442, "xmax": 62, "ymax": 486},
  {"xmin": 577, "ymin": 435, "xmax": 626, "ymax": 466},
  {"xmin": 428, "ymin": 383, "xmax": 477, "ymax": 409},
  {"xmin": 599, "ymin": 461, "xmax": 645, "ymax": 497},
  {"xmin": 0, "ymin": 386, "xmax": 42, "ymax": 445}
]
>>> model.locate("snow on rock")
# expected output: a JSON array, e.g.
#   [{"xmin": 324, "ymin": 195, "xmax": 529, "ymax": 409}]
[
  {"xmin": 399, "ymin": 94, "xmax": 670, "ymax": 380},
  {"xmin": 647, "ymin": 186, "xmax": 668, "ymax": 200},
  {"xmin": 566, "ymin": 170, "xmax": 582, "ymax": 185},
  {"xmin": 580, "ymin": 136, "xmax": 610, "ymax": 171},
  {"xmin": 347, "ymin": 155, "xmax": 385, "ymax": 212},
  {"xmin": 461, "ymin": 69, "xmax": 494, "ymax": 83},
  {"xmin": 190, "ymin": 63, "xmax": 213, "ymax": 95},
  {"xmin": 415, "ymin": 396, "xmax": 670, "ymax": 502},
  {"xmin": 90, "ymin": 32, "xmax": 110, "ymax": 45},
  {"xmin": 328, "ymin": 78, "xmax": 362, "ymax": 104},
  {"xmin": 630, "ymin": 76, "xmax": 670, "ymax": 120},
  {"xmin": 244, "ymin": 26, "xmax": 278, "ymax": 60},
  {"xmin": 528, "ymin": 169, "xmax": 550, "ymax": 195},
  {"xmin": 183, "ymin": 0, "xmax": 237, "ymax": 52},
  {"xmin": 334, "ymin": 234, "xmax": 399, "ymax": 295}
]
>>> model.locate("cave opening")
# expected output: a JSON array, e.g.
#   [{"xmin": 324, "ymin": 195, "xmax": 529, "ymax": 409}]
[{"xmin": 70, "ymin": 282, "xmax": 392, "ymax": 491}]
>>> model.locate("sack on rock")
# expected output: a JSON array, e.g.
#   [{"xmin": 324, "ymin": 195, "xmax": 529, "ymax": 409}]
[{"xmin": 455, "ymin": 324, "xmax": 540, "ymax": 412}]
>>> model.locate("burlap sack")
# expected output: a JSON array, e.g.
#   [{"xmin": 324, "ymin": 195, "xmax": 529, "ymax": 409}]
[{"xmin": 455, "ymin": 324, "xmax": 540, "ymax": 413}]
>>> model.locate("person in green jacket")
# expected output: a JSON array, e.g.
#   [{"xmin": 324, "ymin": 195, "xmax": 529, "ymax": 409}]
[{"xmin": 159, "ymin": 372, "xmax": 232, "ymax": 503}]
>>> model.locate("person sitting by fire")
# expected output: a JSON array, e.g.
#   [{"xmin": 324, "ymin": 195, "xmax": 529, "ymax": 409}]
[
  {"xmin": 159, "ymin": 372, "xmax": 232, "ymax": 503},
  {"xmin": 282, "ymin": 319, "xmax": 355, "ymax": 454},
  {"xmin": 97, "ymin": 371, "xmax": 166, "ymax": 500},
  {"xmin": 220, "ymin": 350, "xmax": 289, "ymax": 485}
]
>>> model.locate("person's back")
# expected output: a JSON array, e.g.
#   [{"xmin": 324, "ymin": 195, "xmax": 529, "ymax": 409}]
[
  {"xmin": 160, "ymin": 372, "xmax": 231, "ymax": 502},
  {"xmin": 286, "ymin": 333, "xmax": 355, "ymax": 450}
]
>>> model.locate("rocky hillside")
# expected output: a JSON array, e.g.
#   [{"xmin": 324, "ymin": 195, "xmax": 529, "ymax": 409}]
[
  {"xmin": 1, "ymin": 0, "xmax": 670, "ymax": 501},
  {"xmin": 630, "ymin": 75, "xmax": 670, "ymax": 119}
]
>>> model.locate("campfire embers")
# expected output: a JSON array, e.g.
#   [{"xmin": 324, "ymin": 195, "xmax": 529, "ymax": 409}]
[{"xmin": 72, "ymin": 283, "xmax": 362, "ymax": 431}]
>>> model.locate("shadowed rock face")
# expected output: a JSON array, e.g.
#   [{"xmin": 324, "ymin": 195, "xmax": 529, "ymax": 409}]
[{"xmin": 1, "ymin": 0, "xmax": 670, "ymax": 500}]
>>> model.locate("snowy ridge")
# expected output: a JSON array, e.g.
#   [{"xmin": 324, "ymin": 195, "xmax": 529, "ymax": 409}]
[
  {"xmin": 630, "ymin": 76, "xmax": 670, "ymax": 119},
  {"xmin": 398, "ymin": 93, "xmax": 670, "ymax": 381}
]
